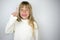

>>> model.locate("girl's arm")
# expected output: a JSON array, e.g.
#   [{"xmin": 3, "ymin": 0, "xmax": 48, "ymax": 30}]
[
  {"xmin": 34, "ymin": 22, "xmax": 38, "ymax": 40},
  {"xmin": 5, "ymin": 15, "xmax": 17, "ymax": 34}
]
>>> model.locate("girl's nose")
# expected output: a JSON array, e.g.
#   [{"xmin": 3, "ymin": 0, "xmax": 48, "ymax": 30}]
[{"xmin": 23, "ymin": 10, "xmax": 26, "ymax": 13}]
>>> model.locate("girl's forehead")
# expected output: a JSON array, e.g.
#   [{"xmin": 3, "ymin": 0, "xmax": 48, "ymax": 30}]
[{"xmin": 20, "ymin": 5, "xmax": 29, "ymax": 9}]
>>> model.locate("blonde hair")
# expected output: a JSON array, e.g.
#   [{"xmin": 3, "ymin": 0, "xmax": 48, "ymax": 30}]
[{"xmin": 17, "ymin": 1, "xmax": 36, "ymax": 36}]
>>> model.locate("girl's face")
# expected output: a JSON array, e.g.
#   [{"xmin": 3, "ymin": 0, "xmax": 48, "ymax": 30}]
[{"xmin": 20, "ymin": 6, "xmax": 29, "ymax": 19}]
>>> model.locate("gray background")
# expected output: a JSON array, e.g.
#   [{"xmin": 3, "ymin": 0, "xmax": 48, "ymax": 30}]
[{"xmin": 0, "ymin": 0, "xmax": 60, "ymax": 40}]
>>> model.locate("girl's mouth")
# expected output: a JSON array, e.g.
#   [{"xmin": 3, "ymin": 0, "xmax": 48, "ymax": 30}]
[{"xmin": 22, "ymin": 14, "xmax": 27, "ymax": 16}]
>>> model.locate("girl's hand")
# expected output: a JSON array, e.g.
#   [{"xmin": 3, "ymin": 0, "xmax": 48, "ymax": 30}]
[{"xmin": 11, "ymin": 7, "xmax": 19, "ymax": 17}]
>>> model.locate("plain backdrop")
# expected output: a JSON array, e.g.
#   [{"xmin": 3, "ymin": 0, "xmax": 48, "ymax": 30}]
[{"xmin": 0, "ymin": 0, "xmax": 59, "ymax": 40}]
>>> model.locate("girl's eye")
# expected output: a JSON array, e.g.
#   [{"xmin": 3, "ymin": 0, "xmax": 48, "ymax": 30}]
[
  {"xmin": 20, "ymin": 8, "xmax": 29, "ymax": 12},
  {"xmin": 20, "ymin": 9, "xmax": 23, "ymax": 11},
  {"xmin": 26, "ymin": 9, "xmax": 29, "ymax": 11}
]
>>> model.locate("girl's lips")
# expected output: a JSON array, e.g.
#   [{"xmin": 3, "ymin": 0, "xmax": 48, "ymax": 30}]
[{"xmin": 22, "ymin": 14, "xmax": 27, "ymax": 16}]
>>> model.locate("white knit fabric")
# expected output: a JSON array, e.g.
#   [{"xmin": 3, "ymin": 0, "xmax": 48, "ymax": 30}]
[{"xmin": 5, "ymin": 15, "xmax": 38, "ymax": 40}]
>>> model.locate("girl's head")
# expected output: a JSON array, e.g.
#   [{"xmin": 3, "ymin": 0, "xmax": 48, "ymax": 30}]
[
  {"xmin": 17, "ymin": 1, "xmax": 33, "ymax": 20},
  {"xmin": 17, "ymin": 1, "xmax": 36, "ymax": 36},
  {"xmin": 17, "ymin": 1, "xmax": 35, "ymax": 23},
  {"xmin": 19, "ymin": 1, "xmax": 30, "ymax": 19}
]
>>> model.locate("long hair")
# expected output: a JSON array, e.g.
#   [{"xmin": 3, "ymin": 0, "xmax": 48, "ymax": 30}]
[{"xmin": 17, "ymin": 1, "xmax": 36, "ymax": 36}]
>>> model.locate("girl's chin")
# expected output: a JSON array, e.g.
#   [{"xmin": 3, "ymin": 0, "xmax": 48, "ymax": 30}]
[{"xmin": 21, "ymin": 17, "xmax": 28, "ymax": 19}]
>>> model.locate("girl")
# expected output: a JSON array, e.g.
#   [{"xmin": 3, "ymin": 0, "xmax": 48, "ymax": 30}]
[{"xmin": 5, "ymin": 1, "xmax": 38, "ymax": 40}]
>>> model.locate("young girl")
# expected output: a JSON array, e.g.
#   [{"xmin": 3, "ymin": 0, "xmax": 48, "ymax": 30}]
[{"xmin": 5, "ymin": 1, "xmax": 38, "ymax": 40}]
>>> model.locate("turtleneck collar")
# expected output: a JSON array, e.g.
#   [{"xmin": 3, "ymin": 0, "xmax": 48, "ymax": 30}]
[{"xmin": 21, "ymin": 19, "xmax": 29, "ymax": 22}]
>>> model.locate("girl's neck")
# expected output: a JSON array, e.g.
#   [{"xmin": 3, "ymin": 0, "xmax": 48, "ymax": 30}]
[{"xmin": 21, "ymin": 18, "xmax": 29, "ymax": 22}]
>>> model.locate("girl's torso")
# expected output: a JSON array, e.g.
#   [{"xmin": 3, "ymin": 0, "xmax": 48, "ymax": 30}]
[{"xmin": 14, "ymin": 19, "xmax": 34, "ymax": 40}]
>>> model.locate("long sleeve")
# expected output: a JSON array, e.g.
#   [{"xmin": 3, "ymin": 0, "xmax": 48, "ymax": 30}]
[
  {"xmin": 34, "ymin": 22, "xmax": 38, "ymax": 40},
  {"xmin": 5, "ymin": 15, "xmax": 17, "ymax": 34}
]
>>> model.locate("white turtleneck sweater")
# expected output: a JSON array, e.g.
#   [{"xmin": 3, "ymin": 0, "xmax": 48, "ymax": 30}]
[{"xmin": 5, "ymin": 15, "xmax": 38, "ymax": 40}]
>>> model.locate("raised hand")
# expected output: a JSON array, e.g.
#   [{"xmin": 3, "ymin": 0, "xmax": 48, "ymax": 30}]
[{"xmin": 11, "ymin": 7, "xmax": 19, "ymax": 17}]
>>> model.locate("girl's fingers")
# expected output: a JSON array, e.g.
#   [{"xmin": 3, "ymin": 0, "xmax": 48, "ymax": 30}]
[
  {"xmin": 11, "ymin": 11, "xmax": 17, "ymax": 17},
  {"xmin": 11, "ymin": 7, "xmax": 19, "ymax": 17},
  {"xmin": 16, "ymin": 7, "xmax": 19, "ymax": 13}
]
